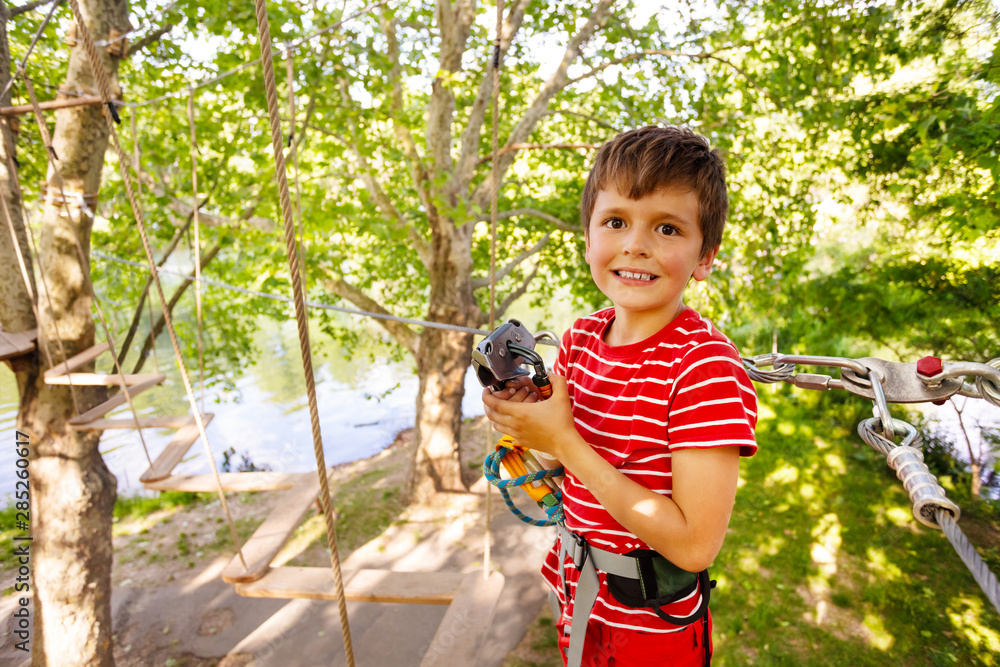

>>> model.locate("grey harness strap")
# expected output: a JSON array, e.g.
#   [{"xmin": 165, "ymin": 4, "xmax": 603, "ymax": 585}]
[{"xmin": 558, "ymin": 525, "xmax": 642, "ymax": 667}]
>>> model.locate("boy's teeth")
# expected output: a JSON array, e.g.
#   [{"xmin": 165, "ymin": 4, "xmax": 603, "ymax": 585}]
[{"xmin": 617, "ymin": 270, "xmax": 654, "ymax": 281}]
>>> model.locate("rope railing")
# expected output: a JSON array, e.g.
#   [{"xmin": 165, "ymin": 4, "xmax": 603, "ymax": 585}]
[{"xmin": 64, "ymin": 0, "xmax": 248, "ymax": 571}]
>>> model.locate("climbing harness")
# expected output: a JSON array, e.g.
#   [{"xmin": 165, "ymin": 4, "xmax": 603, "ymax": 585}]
[
  {"xmin": 556, "ymin": 526, "xmax": 713, "ymax": 667},
  {"xmin": 744, "ymin": 352, "xmax": 1000, "ymax": 615},
  {"xmin": 475, "ymin": 320, "xmax": 566, "ymax": 526}
]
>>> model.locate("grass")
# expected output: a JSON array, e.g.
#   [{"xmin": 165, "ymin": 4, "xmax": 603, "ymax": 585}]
[
  {"xmin": 113, "ymin": 491, "xmax": 202, "ymax": 522},
  {"xmin": 505, "ymin": 386, "xmax": 1000, "ymax": 666}
]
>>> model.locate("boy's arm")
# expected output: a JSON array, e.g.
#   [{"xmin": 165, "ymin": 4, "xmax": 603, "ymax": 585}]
[{"xmin": 482, "ymin": 375, "xmax": 740, "ymax": 572}]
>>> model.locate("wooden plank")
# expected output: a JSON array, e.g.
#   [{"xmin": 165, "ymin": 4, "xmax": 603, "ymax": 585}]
[
  {"xmin": 137, "ymin": 413, "xmax": 215, "ymax": 482},
  {"xmin": 144, "ymin": 471, "xmax": 312, "ymax": 493},
  {"xmin": 221, "ymin": 475, "xmax": 323, "ymax": 584},
  {"xmin": 235, "ymin": 567, "xmax": 466, "ymax": 605},
  {"xmin": 0, "ymin": 329, "xmax": 35, "ymax": 361},
  {"xmin": 45, "ymin": 372, "xmax": 163, "ymax": 386},
  {"xmin": 71, "ymin": 415, "xmax": 202, "ymax": 431},
  {"xmin": 419, "ymin": 571, "xmax": 506, "ymax": 667},
  {"xmin": 66, "ymin": 374, "xmax": 166, "ymax": 426},
  {"xmin": 44, "ymin": 342, "xmax": 110, "ymax": 378}
]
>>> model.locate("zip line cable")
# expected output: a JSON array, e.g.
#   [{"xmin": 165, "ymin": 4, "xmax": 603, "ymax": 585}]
[
  {"xmin": 0, "ymin": 0, "xmax": 60, "ymax": 101},
  {"xmin": 483, "ymin": 0, "xmax": 507, "ymax": 582},
  {"xmin": 4, "ymin": 0, "xmax": 388, "ymax": 112},
  {"xmin": 92, "ymin": 250, "xmax": 559, "ymax": 344}
]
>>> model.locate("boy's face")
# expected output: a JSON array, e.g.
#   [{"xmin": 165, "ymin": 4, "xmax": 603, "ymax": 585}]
[{"xmin": 585, "ymin": 185, "xmax": 717, "ymax": 341}]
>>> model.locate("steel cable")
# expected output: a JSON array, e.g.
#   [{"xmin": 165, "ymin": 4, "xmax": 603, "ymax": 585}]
[
  {"xmin": 937, "ymin": 510, "xmax": 1000, "ymax": 616},
  {"xmin": 92, "ymin": 250, "xmax": 559, "ymax": 344}
]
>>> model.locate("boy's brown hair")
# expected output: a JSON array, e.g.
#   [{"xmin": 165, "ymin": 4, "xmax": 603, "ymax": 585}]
[{"xmin": 580, "ymin": 126, "xmax": 728, "ymax": 257}]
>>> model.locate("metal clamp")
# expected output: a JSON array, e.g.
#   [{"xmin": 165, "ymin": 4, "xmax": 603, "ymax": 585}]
[
  {"xmin": 742, "ymin": 354, "xmax": 796, "ymax": 383},
  {"xmin": 919, "ymin": 359, "xmax": 1000, "ymax": 408},
  {"xmin": 841, "ymin": 357, "xmax": 963, "ymax": 404}
]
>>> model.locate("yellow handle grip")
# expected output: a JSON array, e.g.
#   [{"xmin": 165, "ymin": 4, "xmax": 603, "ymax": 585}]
[{"xmin": 496, "ymin": 436, "xmax": 553, "ymax": 504}]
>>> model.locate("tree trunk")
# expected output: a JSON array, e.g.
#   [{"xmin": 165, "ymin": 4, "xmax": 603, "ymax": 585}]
[
  {"xmin": 0, "ymin": 0, "xmax": 129, "ymax": 663},
  {"xmin": 411, "ymin": 221, "xmax": 478, "ymax": 495}
]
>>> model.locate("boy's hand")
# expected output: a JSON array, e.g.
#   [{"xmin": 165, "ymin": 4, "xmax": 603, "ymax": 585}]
[{"xmin": 481, "ymin": 375, "xmax": 576, "ymax": 459}]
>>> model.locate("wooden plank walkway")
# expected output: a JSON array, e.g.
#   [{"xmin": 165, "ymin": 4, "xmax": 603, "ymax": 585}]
[
  {"xmin": 0, "ymin": 329, "xmax": 36, "ymax": 362},
  {"xmin": 144, "ymin": 471, "xmax": 312, "ymax": 493},
  {"xmin": 66, "ymin": 374, "xmax": 166, "ymax": 426},
  {"xmin": 138, "ymin": 414, "xmax": 215, "ymax": 483},
  {"xmin": 45, "ymin": 372, "xmax": 164, "ymax": 386},
  {"xmin": 71, "ymin": 415, "xmax": 201, "ymax": 431},
  {"xmin": 222, "ymin": 473, "xmax": 324, "ymax": 584},
  {"xmin": 43, "ymin": 342, "xmax": 110, "ymax": 377},
  {"xmin": 419, "ymin": 571, "xmax": 506, "ymax": 667}
]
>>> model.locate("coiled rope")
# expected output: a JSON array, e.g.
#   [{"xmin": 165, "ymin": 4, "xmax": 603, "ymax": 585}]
[{"xmin": 483, "ymin": 447, "xmax": 565, "ymax": 527}]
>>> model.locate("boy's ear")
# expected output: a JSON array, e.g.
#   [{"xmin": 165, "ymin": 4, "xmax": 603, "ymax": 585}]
[
  {"xmin": 692, "ymin": 246, "xmax": 719, "ymax": 282},
  {"xmin": 584, "ymin": 231, "xmax": 591, "ymax": 265}
]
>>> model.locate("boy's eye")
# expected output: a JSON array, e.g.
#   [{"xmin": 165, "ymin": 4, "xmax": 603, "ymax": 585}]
[
  {"xmin": 604, "ymin": 217, "xmax": 625, "ymax": 229},
  {"xmin": 656, "ymin": 223, "xmax": 679, "ymax": 236}
]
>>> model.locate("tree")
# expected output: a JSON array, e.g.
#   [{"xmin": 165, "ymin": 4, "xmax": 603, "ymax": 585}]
[
  {"xmin": 86, "ymin": 0, "xmax": 758, "ymax": 495},
  {"xmin": 1, "ymin": 0, "xmax": 128, "ymax": 663}
]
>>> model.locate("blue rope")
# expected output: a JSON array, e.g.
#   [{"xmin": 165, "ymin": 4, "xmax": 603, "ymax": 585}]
[{"xmin": 483, "ymin": 446, "xmax": 565, "ymax": 527}]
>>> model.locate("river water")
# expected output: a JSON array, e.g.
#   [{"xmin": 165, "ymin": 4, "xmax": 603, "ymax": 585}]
[{"xmin": 0, "ymin": 316, "xmax": 492, "ymax": 499}]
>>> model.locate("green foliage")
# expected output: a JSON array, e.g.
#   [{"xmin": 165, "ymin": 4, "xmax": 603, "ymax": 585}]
[{"xmin": 112, "ymin": 490, "xmax": 201, "ymax": 522}]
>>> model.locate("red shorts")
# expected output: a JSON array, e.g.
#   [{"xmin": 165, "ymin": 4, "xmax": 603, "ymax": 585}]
[{"xmin": 557, "ymin": 613, "xmax": 712, "ymax": 667}]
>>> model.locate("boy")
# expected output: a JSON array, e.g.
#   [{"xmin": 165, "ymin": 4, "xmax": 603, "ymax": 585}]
[{"xmin": 482, "ymin": 126, "xmax": 758, "ymax": 666}]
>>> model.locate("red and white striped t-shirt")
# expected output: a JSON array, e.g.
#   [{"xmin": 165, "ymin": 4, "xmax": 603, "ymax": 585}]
[{"xmin": 542, "ymin": 306, "xmax": 758, "ymax": 634}]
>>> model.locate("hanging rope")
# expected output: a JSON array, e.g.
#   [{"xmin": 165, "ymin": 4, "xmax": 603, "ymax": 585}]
[
  {"xmin": 482, "ymin": 0, "xmax": 507, "ymax": 582},
  {"xmin": 187, "ymin": 90, "xmax": 205, "ymax": 414},
  {"xmin": 61, "ymin": 0, "xmax": 247, "ymax": 570},
  {"xmin": 250, "ymin": 0, "xmax": 354, "ymax": 664}
]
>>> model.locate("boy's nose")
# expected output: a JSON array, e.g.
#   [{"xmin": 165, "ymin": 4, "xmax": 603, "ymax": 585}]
[{"xmin": 622, "ymin": 229, "xmax": 651, "ymax": 257}]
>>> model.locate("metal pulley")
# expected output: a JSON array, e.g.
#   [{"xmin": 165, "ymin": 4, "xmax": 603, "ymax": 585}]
[{"xmin": 472, "ymin": 319, "xmax": 536, "ymax": 390}]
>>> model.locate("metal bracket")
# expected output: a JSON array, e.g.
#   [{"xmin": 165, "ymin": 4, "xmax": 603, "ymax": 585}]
[{"xmin": 841, "ymin": 357, "xmax": 963, "ymax": 404}]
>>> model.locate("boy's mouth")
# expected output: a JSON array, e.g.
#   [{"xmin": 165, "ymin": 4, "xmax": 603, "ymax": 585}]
[{"xmin": 614, "ymin": 270, "xmax": 657, "ymax": 282}]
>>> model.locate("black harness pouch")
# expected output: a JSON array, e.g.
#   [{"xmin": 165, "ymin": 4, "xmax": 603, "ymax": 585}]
[{"xmin": 605, "ymin": 548, "xmax": 714, "ymax": 626}]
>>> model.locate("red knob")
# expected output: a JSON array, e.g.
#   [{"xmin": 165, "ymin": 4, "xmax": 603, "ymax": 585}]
[{"xmin": 917, "ymin": 356, "xmax": 943, "ymax": 377}]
